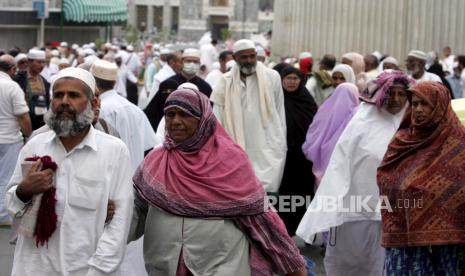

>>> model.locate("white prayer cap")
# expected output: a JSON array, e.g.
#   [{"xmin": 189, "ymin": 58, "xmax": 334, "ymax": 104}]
[
  {"xmin": 83, "ymin": 48, "xmax": 95, "ymax": 56},
  {"xmin": 104, "ymin": 42, "xmax": 112, "ymax": 48},
  {"xmin": 372, "ymin": 51, "xmax": 382, "ymax": 61},
  {"xmin": 111, "ymin": 45, "xmax": 119, "ymax": 51},
  {"xmin": 127, "ymin": 45, "xmax": 134, "ymax": 52},
  {"xmin": 89, "ymin": 42, "xmax": 96, "ymax": 48},
  {"xmin": 407, "ymin": 50, "xmax": 428, "ymax": 61},
  {"xmin": 60, "ymin": 42, "xmax": 68, "ymax": 48},
  {"xmin": 299, "ymin": 52, "xmax": 312, "ymax": 59},
  {"xmin": 233, "ymin": 39, "xmax": 255, "ymax": 54},
  {"xmin": 256, "ymin": 46, "xmax": 266, "ymax": 57},
  {"xmin": 82, "ymin": 44, "xmax": 91, "ymax": 49},
  {"xmin": 52, "ymin": 67, "xmax": 96, "ymax": 95},
  {"xmin": 84, "ymin": 55, "xmax": 98, "ymax": 65},
  {"xmin": 160, "ymin": 47, "xmax": 172, "ymax": 55},
  {"xmin": 59, "ymin": 58, "xmax": 70, "ymax": 65},
  {"xmin": 177, "ymin": 82, "xmax": 199, "ymax": 90},
  {"xmin": 77, "ymin": 49, "xmax": 85, "ymax": 57},
  {"xmin": 182, "ymin": 48, "xmax": 200, "ymax": 59},
  {"xmin": 212, "ymin": 61, "xmax": 220, "ymax": 70},
  {"xmin": 90, "ymin": 59, "xmax": 118, "ymax": 81},
  {"xmin": 226, "ymin": 60, "xmax": 236, "ymax": 70},
  {"xmin": 383, "ymin": 56, "xmax": 399, "ymax": 66},
  {"xmin": 27, "ymin": 49, "xmax": 45, "ymax": 60},
  {"xmin": 14, "ymin": 53, "xmax": 28, "ymax": 64},
  {"xmin": 72, "ymin": 43, "xmax": 79, "ymax": 50},
  {"xmin": 51, "ymin": 49, "xmax": 60, "ymax": 57}
]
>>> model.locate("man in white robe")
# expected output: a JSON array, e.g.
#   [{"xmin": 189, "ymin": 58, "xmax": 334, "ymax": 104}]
[
  {"xmin": 406, "ymin": 50, "xmax": 442, "ymax": 83},
  {"xmin": 200, "ymin": 39, "xmax": 218, "ymax": 73},
  {"xmin": 90, "ymin": 59, "xmax": 157, "ymax": 172},
  {"xmin": 6, "ymin": 67, "xmax": 133, "ymax": 276},
  {"xmin": 205, "ymin": 50, "xmax": 233, "ymax": 90},
  {"xmin": 0, "ymin": 55, "xmax": 31, "ymax": 226},
  {"xmin": 147, "ymin": 53, "xmax": 182, "ymax": 104},
  {"xmin": 210, "ymin": 39, "xmax": 287, "ymax": 193}
]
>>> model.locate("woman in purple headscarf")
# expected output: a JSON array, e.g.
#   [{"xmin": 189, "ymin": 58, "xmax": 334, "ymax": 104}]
[{"xmin": 302, "ymin": 82, "xmax": 359, "ymax": 188}]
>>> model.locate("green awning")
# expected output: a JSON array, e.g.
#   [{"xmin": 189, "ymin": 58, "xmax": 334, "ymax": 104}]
[{"xmin": 63, "ymin": 0, "xmax": 128, "ymax": 23}]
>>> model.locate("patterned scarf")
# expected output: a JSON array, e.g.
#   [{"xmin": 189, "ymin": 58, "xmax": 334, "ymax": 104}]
[{"xmin": 377, "ymin": 81, "xmax": 465, "ymax": 247}]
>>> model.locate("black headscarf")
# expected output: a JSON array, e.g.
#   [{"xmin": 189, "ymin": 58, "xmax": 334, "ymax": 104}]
[
  {"xmin": 144, "ymin": 79, "xmax": 179, "ymax": 131},
  {"xmin": 427, "ymin": 63, "xmax": 455, "ymax": 99},
  {"xmin": 280, "ymin": 66, "xmax": 318, "ymax": 151}
]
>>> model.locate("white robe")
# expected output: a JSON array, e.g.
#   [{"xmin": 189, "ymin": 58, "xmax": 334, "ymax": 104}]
[
  {"xmin": 200, "ymin": 43, "xmax": 218, "ymax": 72},
  {"xmin": 147, "ymin": 64, "xmax": 176, "ymax": 104},
  {"xmin": 6, "ymin": 127, "xmax": 134, "ymax": 276},
  {"xmin": 205, "ymin": 69, "xmax": 223, "ymax": 90},
  {"xmin": 210, "ymin": 64, "xmax": 287, "ymax": 193},
  {"xmin": 411, "ymin": 71, "xmax": 442, "ymax": 83},
  {"xmin": 296, "ymin": 103, "xmax": 406, "ymax": 242},
  {"xmin": 99, "ymin": 90, "xmax": 156, "ymax": 172}
]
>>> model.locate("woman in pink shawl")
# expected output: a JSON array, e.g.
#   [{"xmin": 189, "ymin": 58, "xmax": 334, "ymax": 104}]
[
  {"xmin": 129, "ymin": 88, "xmax": 307, "ymax": 276},
  {"xmin": 342, "ymin": 52, "xmax": 366, "ymax": 91},
  {"xmin": 302, "ymin": 83, "xmax": 359, "ymax": 187}
]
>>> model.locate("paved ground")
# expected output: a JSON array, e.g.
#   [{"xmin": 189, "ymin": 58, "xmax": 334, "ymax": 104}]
[{"xmin": 0, "ymin": 226, "xmax": 325, "ymax": 276}]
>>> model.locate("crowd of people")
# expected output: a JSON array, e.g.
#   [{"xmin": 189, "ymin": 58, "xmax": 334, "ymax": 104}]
[{"xmin": 0, "ymin": 35, "xmax": 464, "ymax": 276}]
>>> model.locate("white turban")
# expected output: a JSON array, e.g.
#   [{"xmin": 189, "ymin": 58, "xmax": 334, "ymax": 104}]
[
  {"xmin": 332, "ymin": 64, "xmax": 356, "ymax": 84},
  {"xmin": 177, "ymin": 82, "xmax": 199, "ymax": 90},
  {"xmin": 60, "ymin": 42, "xmax": 68, "ymax": 48},
  {"xmin": 160, "ymin": 47, "xmax": 172, "ymax": 55},
  {"xmin": 59, "ymin": 58, "xmax": 70, "ymax": 65},
  {"xmin": 299, "ymin": 52, "xmax": 312, "ymax": 59},
  {"xmin": 256, "ymin": 46, "xmax": 266, "ymax": 57},
  {"xmin": 407, "ymin": 50, "xmax": 428, "ymax": 61},
  {"xmin": 233, "ymin": 39, "xmax": 255, "ymax": 54},
  {"xmin": 52, "ymin": 67, "xmax": 96, "ymax": 95},
  {"xmin": 182, "ymin": 48, "xmax": 200, "ymax": 58},
  {"xmin": 14, "ymin": 53, "xmax": 28, "ymax": 64},
  {"xmin": 90, "ymin": 59, "xmax": 118, "ymax": 81},
  {"xmin": 27, "ymin": 49, "xmax": 46, "ymax": 60},
  {"xmin": 383, "ymin": 56, "xmax": 399, "ymax": 66}
]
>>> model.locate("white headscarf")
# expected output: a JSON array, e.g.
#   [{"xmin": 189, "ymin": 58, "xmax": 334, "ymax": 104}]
[{"xmin": 332, "ymin": 64, "xmax": 356, "ymax": 84}]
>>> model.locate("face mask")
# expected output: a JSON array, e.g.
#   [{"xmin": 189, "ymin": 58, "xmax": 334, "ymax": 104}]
[{"xmin": 183, "ymin": 62, "xmax": 200, "ymax": 75}]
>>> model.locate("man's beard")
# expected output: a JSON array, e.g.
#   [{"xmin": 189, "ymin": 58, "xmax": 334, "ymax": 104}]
[
  {"xmin": 44, "ymin": 102, "xmax": 94, "ymax": 137},
  {"xmin": 239, "ymin": 63, "xmax": 257, "ymax": 75}
]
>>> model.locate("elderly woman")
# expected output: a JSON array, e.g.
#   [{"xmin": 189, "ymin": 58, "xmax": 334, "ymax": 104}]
[
  {"xmin": 331, "ymin": 64, "xmax": 356, "ymax": 88},
  {"xmin": 297, "ymin": 71, "xmax": 414, "ymax": 276},
  {"xmin": 129, "ymin": 88, "xmax": 307, "ymax": 276},
  {"xmin": 377, "ymin": 81, "xmax": 465, "ymax": 275},
  {"xmin": 277, "ymin": 66, "xmax": 318, "ymax": 236}
]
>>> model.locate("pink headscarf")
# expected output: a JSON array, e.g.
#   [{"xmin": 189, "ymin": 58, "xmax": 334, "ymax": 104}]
[
  {"xmin": 134, "ymin": 88, "xmax": 306, "ymax": 275},
  {"xmin": 342, "ymin": 52, "xmax": 366, "ymax": 91},
  {"xmin": 302, "ymin": 83, "xmax": 360, "ymax": 186}
]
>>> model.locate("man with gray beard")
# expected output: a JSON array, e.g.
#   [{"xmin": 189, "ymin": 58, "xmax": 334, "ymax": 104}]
[{"xmin": 6, "ymin": 67, "xmax": 134, "ymax": 276}]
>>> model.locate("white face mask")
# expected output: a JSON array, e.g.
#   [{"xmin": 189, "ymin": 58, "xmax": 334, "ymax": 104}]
[{"xmin": 183, "ymin": 62, "xmax": 200, "ymax": 75}]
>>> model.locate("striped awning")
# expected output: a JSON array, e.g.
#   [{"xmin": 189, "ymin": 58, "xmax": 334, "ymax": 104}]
[{"xmin": 63, "ymin": 0, "xmax": 128, "ymax": 23}]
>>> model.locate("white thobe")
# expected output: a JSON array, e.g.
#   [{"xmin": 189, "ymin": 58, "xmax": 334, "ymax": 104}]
[
  {"xmin": 124, "ymin": 53, "xmax": 142, "ymax": 76},
  {"xmin": 205, "ymin": 69, "xmax": 223, "ymax": 90},
  {"xmin": 200, "ymin": 43, "xmax": 218, "ymax": 72},
  {"xmin": 114, "ymin": 65, "xmax": 137, "ymax": 98},
  {"xmin": 211, "ymin": 69, "xmax": 287, "ymax": 193},
  {"xmin": 6, "ymin": 127, "xmax": 134, "ymax": 276},
  {"xmin": 440, "ymin": 55, "xmax": 455, "ymax": 75},
  {"xmin": 411, "ymin": 71, "xmax": 442, "ymax": 83},
  {"xmin": 147, "ymin": 64, "xmax": 176, "ymax": 103},
  {"xmin": 40, "ymin": 63, "xmax": 59, "ymax": 83},
  {"xmin": 99, "ymin": 90, "xmax": 156, "ymax": 171}
]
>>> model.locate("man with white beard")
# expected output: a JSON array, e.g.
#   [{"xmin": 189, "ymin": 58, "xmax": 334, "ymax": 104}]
[
  {"xmin": 6, "ymin": 67, "xmax": 134, "ymax": 276},
  {"xmin": 210, "ymin": 39, "xmax": 287, "ymax": 193}
]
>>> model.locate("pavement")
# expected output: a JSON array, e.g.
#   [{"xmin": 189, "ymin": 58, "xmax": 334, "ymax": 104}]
[{"xmin": 0, "ymin": 226, "xmax": 326, "ymax": 276}]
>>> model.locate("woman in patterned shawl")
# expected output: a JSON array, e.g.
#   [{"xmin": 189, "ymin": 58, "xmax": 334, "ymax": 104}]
[
  {"xmin": 129, "ymin": 88, "xmax": 307, "ymax": 276},
  {"xmin": 378, "ymin": 81, "xmax": 465, "ymax": 275}
]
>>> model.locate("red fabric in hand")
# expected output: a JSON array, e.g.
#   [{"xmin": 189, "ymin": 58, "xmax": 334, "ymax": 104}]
[{"xmin": 24, "ymin": 155, "xmax": 58, "ymax": 247}]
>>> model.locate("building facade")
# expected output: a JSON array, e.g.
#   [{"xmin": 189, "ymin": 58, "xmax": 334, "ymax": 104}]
[
  {"xmin": 272, "ymin": 0, "xmax": 465, "ymax": 61},
  {"xmin": 128, "ymin": 0, "xmax": 274, "ymax": 42}
]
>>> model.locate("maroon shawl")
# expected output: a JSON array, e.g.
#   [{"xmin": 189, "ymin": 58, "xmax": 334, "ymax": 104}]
[{"xmin": 377, "ymin": 81, "xmax": 465, "ymax": 247}]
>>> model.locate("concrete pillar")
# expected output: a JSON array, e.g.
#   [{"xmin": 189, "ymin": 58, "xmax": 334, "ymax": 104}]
[
  {"xmin": 162, "ymin": 0, "xmax": 172, "ymax": 41},
  {"xmin": 127, "ymin": 0, "xmax": 137, "ymax": 29},
  {"xmin": 147, "ymin": 5, "xmax": 154, "ymax": 37}
]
